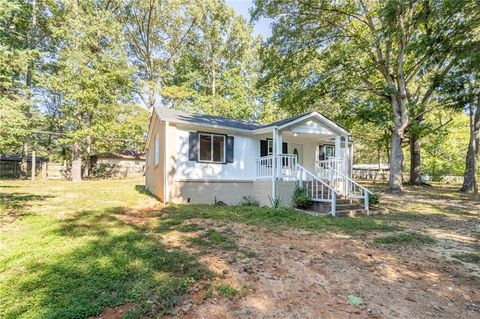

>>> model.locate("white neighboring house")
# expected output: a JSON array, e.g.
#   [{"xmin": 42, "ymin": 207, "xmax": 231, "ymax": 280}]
[{"xmin": 145, "ymin": 108, "xmax": 372, "ymax": 216}]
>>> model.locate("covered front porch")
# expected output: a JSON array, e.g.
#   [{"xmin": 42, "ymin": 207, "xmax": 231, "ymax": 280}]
[
  {"xmin": 252, "ymin": 112, "xmax": 370, "ymax": 216},
  {"xmin": 254, "ymin": 112, "xmax": 353, "ymax": 181}
]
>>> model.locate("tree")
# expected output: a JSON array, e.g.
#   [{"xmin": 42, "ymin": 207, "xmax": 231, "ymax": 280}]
[
  {"xmin": 253, "ymin": 0, "xmax": 480, "ymax": 191},
  {"xmin": 45, "ymin": 0, "xmax": 135, "ymax": 179},
  {"xmin": 122, "ymin": 0, "xmax": 195, "ymax": 110},
  {"xmin": 440, "ymin": 33, "xmax": 480, "ymax": 193},
  {"xmin": 163, "ymin": 0, "xmax": 261, "ymax": 120},
  {"xmin": 0, "ymin": 0, "xmax": 35, "ymax": 160}
]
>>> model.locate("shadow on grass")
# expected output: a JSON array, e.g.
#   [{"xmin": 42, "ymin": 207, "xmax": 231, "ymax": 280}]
[
  {"xmin": 0, "ymin": 192, "xmax": 54, "ymax": 223},
  {"xmin": 134, "ymin": 185, "xmax": 156, "ymax": 199},
  {"xmin": 3, "ymin": 208, "xmax": 212, "ymax": 319}
]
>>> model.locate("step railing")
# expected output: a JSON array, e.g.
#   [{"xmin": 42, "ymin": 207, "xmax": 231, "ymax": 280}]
[
  {"xmin": 297, "ymin": 164, "xmax": 339, "ymax": 216},
  {"xmin": 329, "ymin": 168, "xmax": 373, "ymax": 214}
]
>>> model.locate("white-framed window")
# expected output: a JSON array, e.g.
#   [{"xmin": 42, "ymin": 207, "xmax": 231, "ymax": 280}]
[
  {"xmin": 199, "ymin": 133, "xmax": 225, "ymax": 163},
  {"xmin": 154, "ymin": 135, "xmax": 159, "ymax": 165},
  {"xmin": 267, "ymin": 140, "xmax": 273, "ymax": 155},
  {"xmin": 325, "ymin": 145, "xmax": 335, "ymax": 158}
]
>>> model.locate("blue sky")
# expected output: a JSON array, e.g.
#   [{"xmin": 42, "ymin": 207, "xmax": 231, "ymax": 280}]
[{"xmin": 226, "ymin": 0, "xmax": 272, "ymax": 38}]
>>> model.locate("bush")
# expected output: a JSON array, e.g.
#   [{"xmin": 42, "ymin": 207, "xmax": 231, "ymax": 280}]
[
  {"xmin": 292, "ymin": 185, "xmax": 313, "ymax": 209},
  {"xmin": 239, "ymin": 196, "xmax": 259, "ymax": 207},
  {"xmin": 368, "ymin": 191, "xmax": 380, "ymax": 205}
]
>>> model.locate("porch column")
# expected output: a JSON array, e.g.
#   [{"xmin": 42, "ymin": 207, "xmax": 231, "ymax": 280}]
[
  {"xmin": 344, "ymin": 135, "xmax": 349, "ymax": 175},
  {"xmin": 334, "ymin": 136, "xmax": 341, "ymax": 158},
  {"xmin": 272, "ymin": 128, "xmax": 278, "ymax": 201}
]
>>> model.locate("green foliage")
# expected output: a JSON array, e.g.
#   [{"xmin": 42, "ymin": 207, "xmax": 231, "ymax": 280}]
[
  {"xmin": 239, "ymin": 196, "xmax": 260, "ymax": 207},
  {"xmin": 368, "ymin": 191, "xmax": 380, "ymax": 205},
  {"xmin": 374, "ymin": 233, "xmax": 435, "ymax": 246},
  {"xmin": 163, "ymin": 1, "xmax": 262, "ymax": 120},
  {"xmin": 268, "ymin": 196, "xmax": 282, "ymax": 209},
  {"xmin": 215, "ymin": 283, "xmax": 240, "ymax": 299},
  {"xmin": 292, "ymin": 185, "xmax": 312, "ymax": 209}
]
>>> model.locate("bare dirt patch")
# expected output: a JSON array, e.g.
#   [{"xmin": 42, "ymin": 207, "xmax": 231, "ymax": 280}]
[
  {"xmin": 160, "ymin": 221, "xmax": 479, "ymax": 319},
  {"xmin": 88, "ymin": 303, "xmax": 135, "ymax": 319},
  {"xmin": 116, "ymin": 184, "xmax": 480, "ymax": 319}
]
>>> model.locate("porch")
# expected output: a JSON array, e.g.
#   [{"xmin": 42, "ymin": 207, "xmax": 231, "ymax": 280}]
[{"xmin": 252, "ymin": 112, "xmax": 371, "ymax": 216}]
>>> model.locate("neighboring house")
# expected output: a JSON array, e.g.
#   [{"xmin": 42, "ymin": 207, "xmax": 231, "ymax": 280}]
[
  {"xmin": 91, "ymin": 151, "xmax": 145, "ymax": 178},
  {"xmin": 145, "ymin": 108, "xmax": 371, "ymax": 216}
]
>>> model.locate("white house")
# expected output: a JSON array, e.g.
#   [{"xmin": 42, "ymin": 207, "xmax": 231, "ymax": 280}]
[{"xmin": 145, "ymin": 108, "xmax": 371, "ymax": 216}]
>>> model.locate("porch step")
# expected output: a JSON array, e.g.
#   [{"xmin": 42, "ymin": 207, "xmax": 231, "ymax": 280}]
[{"xmin": 311, "ymin": 197, "xmax": 366, "ymax": 216}]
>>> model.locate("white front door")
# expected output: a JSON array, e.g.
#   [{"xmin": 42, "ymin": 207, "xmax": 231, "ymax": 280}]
[{"xmin": 289, "ymin": 143, "xmax": 303, "ymax": 165}]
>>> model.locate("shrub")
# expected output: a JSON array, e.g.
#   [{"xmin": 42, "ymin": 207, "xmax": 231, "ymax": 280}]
[
  {"xmin": 368, "ymin": 190, "xmax": 380, "ymax": 205},
  {"xmin": 292, "ymin": 185, "xmax": 313, "ymax": 209},
  {"xmin": 239, "ymin": 196, "xmax": 259, "ymax": 207}
]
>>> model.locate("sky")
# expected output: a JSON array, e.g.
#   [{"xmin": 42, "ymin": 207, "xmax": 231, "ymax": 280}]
[{"xmin": 225, "ymin": 0, "xmax": 272, "ymax": 38}]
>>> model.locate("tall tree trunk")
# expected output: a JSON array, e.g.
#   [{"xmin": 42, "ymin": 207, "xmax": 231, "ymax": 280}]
[
  {"xmin": 460, "ymin": 103, "xmax": 480, "ymax": 193},
  {"xmin": 388, "ymin": 89, "xmax": 409, "ymax": 192},
  {"xmin": 21, "ymin": 0, "xmax": 37, "ymax": 179},
  {"xmin": 389, "ymin": 129, "xmax": 405, "ymax": 192},
  {"xmin": 409, "ymin": 131, "xmax": 422, "ymax": 185},
  {"xmin": 83, "ymin": 136, "xmax": 92, "ymax": 178},
  {"xmin": 71, "ymin": 141, "xmax": 82, "ymax": 183},
  {"xmin": 20, "ymin": 143, "xmax": 29, "ymax": 178}
]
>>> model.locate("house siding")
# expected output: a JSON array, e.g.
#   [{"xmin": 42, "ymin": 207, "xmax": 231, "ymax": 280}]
[
  {"xmin": 174, "ymin": 126, "xmax": 259, "ymax": 181},
  {"xmin": 145, "ymin": 116, "xmax": 166, "ymax": 201}
]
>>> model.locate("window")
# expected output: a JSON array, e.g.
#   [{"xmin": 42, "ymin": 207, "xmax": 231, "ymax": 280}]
[
  {"xmin": 199, "ymin": 133, "xmax": 225, "ymax": 163},
  {"xmin": 325, "ymin": 145, "xmax": 335, "ymax": 158},
  {"xmin": 154, "ymin": 136, "xmax": 159, "ymax": 165},
  {"xmin": 267, "ymin": 140, "xmax": 273, "ymax": 155}
]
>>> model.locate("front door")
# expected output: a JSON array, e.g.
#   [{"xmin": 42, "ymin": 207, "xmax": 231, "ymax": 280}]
[{"xmin": 289, "ymin": 143, "xmax": 303, "ymax": 165}]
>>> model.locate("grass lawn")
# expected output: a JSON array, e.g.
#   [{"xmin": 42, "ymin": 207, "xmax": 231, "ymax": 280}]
[{"xmin": 0, "ymin": 178, "xmax": 478, "ymax": 318}]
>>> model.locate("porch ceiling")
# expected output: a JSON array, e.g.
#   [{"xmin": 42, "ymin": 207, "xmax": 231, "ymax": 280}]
[{"xmin": 281, "ymin": 130, "xmax": 336, "ymax": 142}]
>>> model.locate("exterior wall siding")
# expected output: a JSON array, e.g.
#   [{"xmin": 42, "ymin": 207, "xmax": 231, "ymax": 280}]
[
  {"xmin": 145, "ymin": 116, "xmax": 166, "ymax": 201},
  {"xmin": 174, "ymin": 126, "xmax": 259, "ymax": 181}
]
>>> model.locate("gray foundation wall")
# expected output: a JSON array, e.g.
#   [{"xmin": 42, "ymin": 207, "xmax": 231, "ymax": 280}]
[{"xmin": 169, "ymin": 180, "xmax": 296, "ymax": 207}]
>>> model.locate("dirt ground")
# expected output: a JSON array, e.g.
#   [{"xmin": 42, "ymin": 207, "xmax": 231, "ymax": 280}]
[{"xmin": 102, "ymin": 185, "xmax": 480, "ymax": 319}]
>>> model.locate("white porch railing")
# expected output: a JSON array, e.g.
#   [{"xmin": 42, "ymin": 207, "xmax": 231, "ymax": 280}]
[
  {"xmin": 316, "ymin": 157, "xmax": 344, "ymax": 179},
  {"xmin": 256, "ymin": 155, "xmax": 274, "ymax": 181},
  {"xmin": 329, "ymin": 168, "xmax": 373, "ymax": 215},
  {"xmin": 297, "ymin": 164, "xmax": 338, "ymax": 216},
  {"xmin": 255, "ymin": 154, "xmax": 299, "ymax": 181},
  {"xmin": 255, "ymin": 154, "xmax": 370, "ymax": 216}
]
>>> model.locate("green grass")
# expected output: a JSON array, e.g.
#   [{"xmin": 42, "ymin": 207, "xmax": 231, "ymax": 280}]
[
  {"xmin": 452, "ymin": 253, "xmax": 480, "ymax": 265},
  {"xmin": 164, "ymin": 204, "xmax": 397, "ymax": 235},
  {"xmin": 188, "ymin": 229, "xmax": 237, "ymax": 250},
  {"xmin": 0, "ymin": 179, "xmax": 397, "ymax": 318},
  {"xmin": 215, "ymin": 283, "xmax": 240, "ymax": 298},
  {"xmin": 0, "ymin": 179, "xmax": 211, "ymax": 318},
  {"xmin": 374, "ymin": 232, "xmax": 436, "ymax": 246}
]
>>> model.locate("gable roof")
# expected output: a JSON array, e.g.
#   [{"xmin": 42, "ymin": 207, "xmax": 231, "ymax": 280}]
[{"xmin": 154, "ymin": 107, "xmax": 349, "ymax": 135}]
